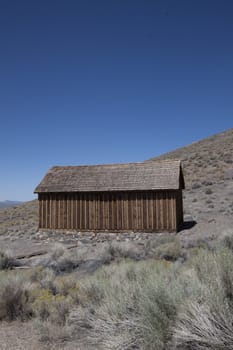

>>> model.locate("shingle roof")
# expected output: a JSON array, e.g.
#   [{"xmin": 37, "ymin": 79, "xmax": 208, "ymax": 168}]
[{"xmin": 34, "ymin": 160, "xmax": 184, "ymax": 193}]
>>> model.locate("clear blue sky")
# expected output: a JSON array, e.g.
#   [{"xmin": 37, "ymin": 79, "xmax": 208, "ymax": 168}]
[{"xmin": 0, "ymin": 0, "xmax": 232, "ymax": 201}]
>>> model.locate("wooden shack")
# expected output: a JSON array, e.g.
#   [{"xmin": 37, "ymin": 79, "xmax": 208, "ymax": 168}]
[{"xmin": 34, "ymin": 160, "xmax": 185, "ymax": 232}]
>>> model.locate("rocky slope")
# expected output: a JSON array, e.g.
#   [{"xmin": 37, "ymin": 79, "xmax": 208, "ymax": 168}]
[{"xmin": 149, "ymin": 128, "xmax": 233, "ymax": 189}]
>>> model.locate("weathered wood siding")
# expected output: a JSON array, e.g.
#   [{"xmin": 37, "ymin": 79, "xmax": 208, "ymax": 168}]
[
  {"xmin": 175, "ymin": 189, "xmax": 183, "ymax": 230},
  {"xmin": 38, "ymin": 190, "xmax": 180, "ymax": 232}
]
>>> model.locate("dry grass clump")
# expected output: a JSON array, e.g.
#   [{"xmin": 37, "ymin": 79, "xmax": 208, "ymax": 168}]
[
  {"xmin": 173, "ymin": 302, "xmax": 233, "ymax": 350},
  {"xmin": 0, "ymin": 264, "xmax": 79, "ymax": 345},
  {"xmin": 0, "ymin": 272, "xmax": 32, "ymax": 321},
  {"xmin": 39, "ymin": 244, "xmax": 80, "ymax": 274},
  {"xmin": 34, "ymin": 318, "xmax": 72, "ymax": 343},
  {"xmin": 69, "ymin": 260, "xmax": 190, "ymax": 349},
  {"xmin": 145, "ymin": 234, "xmax": 185, "ymax": 261},
  {"xmin": 99, "ymin": 241, "xmax": 143, "ymax": 262},
  {"xmin": 106, "ymin": 240, "xmax": 138, "ymax": 259},
  {"xmin": 28, "ymin": 265, "xmax": 81, "ymax": 344},
  {"xmin": 0, "ymin": 251, "xmax": 19, "ymax": 270},
  {"xmin": 172, "ymin": 248, "xmax": 233, "ymax": 349},
  {"xmin": 32, "ymin": 290, "xmax": 76, "ymax": 344},
  {"xmin": 69, "ymin": 247, "xmax": 233, "ymax": 350},
  {"xmin": 30, "ymin": 266, "xmax": 56, "ymax": 291},
  {"xmin": 31, "ymin": 289, "xmax": 71, "ymax": 325},
  {"xmin": 219, "ymin": 229, "xmax": 233, "ymax": 251}
]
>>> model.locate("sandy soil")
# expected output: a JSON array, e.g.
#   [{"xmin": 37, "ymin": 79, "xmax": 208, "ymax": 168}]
[{"xmin": 0, "ymin": 321, "xmax": 90, "ymax": 350}]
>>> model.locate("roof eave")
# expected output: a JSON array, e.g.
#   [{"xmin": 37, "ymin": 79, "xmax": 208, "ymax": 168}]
[{"xmin": 34, "ymin": 187, "xmax": 181, "ymax": 193}]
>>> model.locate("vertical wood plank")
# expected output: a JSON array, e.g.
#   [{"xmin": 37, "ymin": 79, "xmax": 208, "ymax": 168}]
[
  {"xmin": 77, "ymin": 193, "xmax": 80, "ymax": 229},
  {"xmin": 144, "ymin": 192, "xmax": 147, "ymax": 231},
  {"xmin": 38, "ymin": 196, "xmax": 41, "ymax": 229},
  {"xmin": 89, "ymin": 193, "xmax": 92, "ymax": 230},
  {"xmin": 109, "ymin": 193, "xmax": 112, "ymax": 230},
  {"xmin": 72, "ymin": 194, "xmax": 76, "ymax": 229},
  {"xmin": 45, "ymin": 196, "xmax": 48, "ymax": 229},
  {"xmin": 128, "ymin": 192, "xmax": 132, "ymax": 230}
]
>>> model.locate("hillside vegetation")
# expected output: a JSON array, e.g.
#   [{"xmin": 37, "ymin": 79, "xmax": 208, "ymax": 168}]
[
  {"xmin": 0, "ymin": 200, "xmax": 38, "ymax": 237},
  {"xmin": 150, "ymin": 128, "xmax": 233, "ymax": 189}
]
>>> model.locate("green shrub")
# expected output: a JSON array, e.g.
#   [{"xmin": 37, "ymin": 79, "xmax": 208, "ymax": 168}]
[
  {"xmin": 31, "ymin": 287, "xmax": 74, "ymax": 344},
  {"xmin": 188, "ymin": 247, "xmax": 233, "ymax": 304},
  {"xmin": 42, "ymin": 244, "xmax": 80, "ymax": 274},
  {"xmin": 70, "ymin": 260, "xmax": 189, "ymax": 349},
  {"xmin": 172, "ymin": 248, "xmax": 233, "ymax": 349},
  {"xmin": 0, "ymin": 251, "xmax": 18, "ymax": 270},
  {"xmin": 145, "ymin": 235, "xmax": 184, "ymax": 261},
  {"xmin": 30, "ymin": 267, "xmax": 58, "ymax": 294},
  {"xmin": 31, "ymin": 288, "xmax": 54, "ymax": 320},
  {"xmin": 50, "ymin": 243, "xmax": 66, "ymax": 260},
  {"xmin": 106, "ymin": 241, "xmax": 141, "ymax": 260},
  {"xmin": 68, "ymin": 248, "xmax": 233, "ymax": 350},
  {"xmin": 34, "ymin": 319, "xmax": 72, "ymax": 343},
  {"xmin": 173, "ymin": 301, "xmax": 233, "ymax": 350},
  {"xmin": 32, "ymin": 291, "xmax": 71, "ymax": 325},
  {"xmin": 220, "ymin": 229, "xmax": 233, "ymax": 250},
  {"xmin": 0, "ymin": 272, "xmax": 32, "ymax": 321},
  {"xmin": 53, "ymin": 274, "xmax": 78, "ymax": 296}
]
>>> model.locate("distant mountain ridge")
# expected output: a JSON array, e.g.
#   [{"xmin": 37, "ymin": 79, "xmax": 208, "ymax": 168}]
[{"xmin": 0, "ymin": 200, "xmax": 22, "ymax": 209}]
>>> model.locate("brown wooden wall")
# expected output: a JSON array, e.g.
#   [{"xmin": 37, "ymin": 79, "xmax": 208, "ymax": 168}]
[
  {"xmin": 38, "ymin": 190, "xmax": 182, "ymax": 232},
  {"xmin": 176, "ymin": 189, "xmax": 184, "ymax": 230}
]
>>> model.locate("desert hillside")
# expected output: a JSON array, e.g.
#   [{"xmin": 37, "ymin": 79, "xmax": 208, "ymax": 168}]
[
  {"xmin": 0, "ymin": 128, "xmax": 233, "ymax": 239},
  {"xmin": 149, "ymin": 128, "xmax": 233, "ymax": 189},
  {"xmin": 0, "ymin": 200, "xmax": 38, "ymax": 238}
]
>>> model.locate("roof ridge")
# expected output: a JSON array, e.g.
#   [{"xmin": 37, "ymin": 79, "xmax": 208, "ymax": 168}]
[{"xmin": 51, "ymin": 159, "xmax": 181, "ymax": 169}]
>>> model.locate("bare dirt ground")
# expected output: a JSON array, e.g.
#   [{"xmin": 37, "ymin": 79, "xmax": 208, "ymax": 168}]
[
  {"xmin": 0, "ymin": 321, "xmax": 40, "ymax": 350},
  {"xmin": 0, "ymin": 321, "xmax": 91, "ymax": 350}
]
